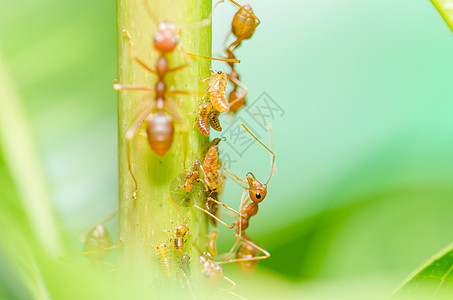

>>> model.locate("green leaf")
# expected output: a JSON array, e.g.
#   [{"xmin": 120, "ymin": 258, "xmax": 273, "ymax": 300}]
[
  {"xmin": 392, "ymin": 243, "xmax": 453, "ymax": 299},
  {"xmin": 431, "ymin": 0, "xmax": 453, "ymax": 32}
]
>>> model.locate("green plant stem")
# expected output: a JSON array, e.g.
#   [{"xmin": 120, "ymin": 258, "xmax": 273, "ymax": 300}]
[{"xmin": 116, "ymin": 0, "xmax": 211, "ymax": 294}]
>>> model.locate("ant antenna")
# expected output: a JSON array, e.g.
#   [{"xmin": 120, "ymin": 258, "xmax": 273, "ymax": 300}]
[
  {"xmin": 141, "ymin": 0, "xmax": 160, "ymax": 26},
  {"xmin": 241, "ymin": 123, "xmax": 275, "ymax": 185},
  {"xmin": 181, "ymin": 0, "xmax": 225, "ymax": 31}
]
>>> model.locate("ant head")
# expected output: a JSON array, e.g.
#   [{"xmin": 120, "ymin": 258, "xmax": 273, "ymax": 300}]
[
  {"xmin": 153, "ymin": 21, "xmax": 179, "ymax": 53},
  {"xmin": 176, "ymin": 224, "xmax": 189, "ymax": 235},
  {"xmin": 246, "ymin": 172, "xmax": 267, "ymax": 203},
  {"xmin": 156, "ymin": 243, "xmax": 167, "ymax": 251},
  {"xmin": 201, "ymin": 102, "xmax": 212, "ymax": 111}
]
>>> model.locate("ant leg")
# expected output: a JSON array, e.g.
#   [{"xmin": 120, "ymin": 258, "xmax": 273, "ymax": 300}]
[
  {"xmin": 220, "ymin": 275, "xmax": 236, "ymax": 292},
  {"xmin": 265, "ymin": 123, "xmax": 278, "ymax": 177},
  {"xmin": 125, "ymin": 101, "xmax": 156, "ymax": 199},
  {"xmin": 222, "ymin": 189, "xmax": 248, "ymax": 260},
  {"xmin": 207, "ymin": 197, "xmax": 245, "ymax": 218},
  {"xmin": 227, "ymin": 76, "xmax": 248, "ymax": 108},
  {"xmin": 181, "ymin": 271, "xmax": 195, "ymax": 299},
  {"xmin": 113, "ymin": 80, "xmax": 154, "ymax": 92},
  {"xmin": 208, "ymin": 230, "xmax": 218, "ymax": 256},
  {"xmin": 122, "ymin": 30, "xmax": 156, "ymax": 74},
  {"xmin": 166, "ymin": 196, "xmax": 183, "ymax": 215},
  {"xmin": 241, "ymin": 123, "xmax": 275, "ymax": 185},
  {"xmin": 140, "ymin": 0, "xmax": 159, "ymax": 26},
  {"xmin": 219, "ymin": 276, "xmax": 248, "ymax": 300},
  {"xmin": 220, "ymin": 236, "xmax": 270, "ymax": 265},
  {"xmin": 184, "ymin": 199, "xmax": 234, "ymax": 229},
  {"xmin": 223, "ymin": 28, "xmax": 232, "ymax": 50},
  {"xmin": 164, "ymin": 101, "xmax": 188, "ymax": 170},
  {"xmin": 222, "ymin": 169, "xmax": 248, "ymax": 188},
  {"xmin": 60, "ymin": 238, "xmax": 124, "ymax": 260},
  {"xmin": 179, "ymin": 44, "xmax": 240, "ymax": 66}
]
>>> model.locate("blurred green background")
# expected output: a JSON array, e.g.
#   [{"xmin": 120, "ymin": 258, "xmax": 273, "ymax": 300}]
[{"xmin": 1, "ymin": 0, "xmax": 453, "ymax": 299}]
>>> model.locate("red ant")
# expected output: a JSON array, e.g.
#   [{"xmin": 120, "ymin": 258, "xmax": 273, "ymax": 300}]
[
  {"xmin": 224, "ymin": 1, "xmax": 261, "ymax": 113},
  {"xmin": 113, "ymin": 1, "xmax": 239, "ymax": 199}
]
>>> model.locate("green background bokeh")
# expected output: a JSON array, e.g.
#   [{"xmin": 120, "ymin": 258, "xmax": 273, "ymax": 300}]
[{"xmin": 1, "ymin": 0, "xmax": 453, "ymax": 298}]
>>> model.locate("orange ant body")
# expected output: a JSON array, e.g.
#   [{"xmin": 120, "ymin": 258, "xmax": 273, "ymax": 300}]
[
  {"xmin": 224, "ymin": 1, "xmax": 261, "ymax": 113},
  {"xmin": 235, "ymin": 241, "xmax": 257, "ymax": 274},
  {"xmin": 219, "ymin": 124, "xmax": 275, "ymax": 262},
  {"xmin": 226, "ymin": 1, "xmax": 260, "ymax": 53},
  {"xmin": 113, "ymin": 1, "xmax": 238, "ymax": 199}
]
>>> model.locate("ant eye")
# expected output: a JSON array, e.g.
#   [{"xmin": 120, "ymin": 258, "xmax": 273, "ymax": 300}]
[{"xmin": 255, "ymin": 193, "xmax": 261, "ymax": 199}]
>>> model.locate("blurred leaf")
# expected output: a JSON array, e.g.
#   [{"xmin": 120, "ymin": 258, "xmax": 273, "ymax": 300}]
[
  {"xmin": 0, "ymin": 52, "xmax": 61, "ymax": 255},
  {"xmin": 431, "ymin": 0, "xmax": 453, "ymax": 32},
  {"xmin": 392, "ymin": 243, "xmax": 453, "ymax": 299}
]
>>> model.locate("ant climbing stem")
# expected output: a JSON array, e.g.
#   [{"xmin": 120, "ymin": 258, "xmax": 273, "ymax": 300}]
[
  {"xmin": 222, "ymin": 1, "xmax": 261, "ymax": 113},
  {"xmin": 224, "ymin": 0, "xmax": 261, "ymax": 53},
  {"xmin": 221, "ymin": 123, "xmax": 275, "ymax": 261},
  {"xmin": 113, "ymin": 6, "xmax": 238, "ymax": 199}
]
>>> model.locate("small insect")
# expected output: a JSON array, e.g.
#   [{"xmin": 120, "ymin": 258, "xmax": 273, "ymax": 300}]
[
  {"xmin": 202, "ymin": 71, "xmax": 229, "ymax": 113},
  {"xmin": 199, "ymin": 252, "xmax": 246, "ymax": 299},
  {"xmin": 208, "ymin": 109, "xmax": 222, "ymax": 132},
  {"xmin": 180, "ymin": 254, "xmax": 191, "ymax": 276},
  {"xmin": 196, "ymin": 102, "xmax": 213, "ymax": 136},
  {"xmin": 113, "ymin": 0, "xmax": 239, "ymax": 199},
  {"xmin": 174, "ymin": 224, "xmax": 189, "ymax": 254},
  {"xmin": 182, "ymin": 160, "xmax": 201, "ymax": 193},
  {"xmin": 156, "ymin": 243, "xmax": 172, "ymax": 277},
  {"xmin": 177, "ymin": 254, "xmax": 194, "ymax": 299},
  {"xmin": 60, "ymin": 224, "xmax": 123, "ymax": 265},
  {"xmin": 208, "ymin": 230, "xmax": 219, "ymax": 256}
]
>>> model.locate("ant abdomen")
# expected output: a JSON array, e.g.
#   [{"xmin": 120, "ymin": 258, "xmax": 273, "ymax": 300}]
[
  {"xmin": 236, "ymin": 242, "xmax": 257, "ymax": 274},
  {"xmin": 146, "ymin": 112, "xmax": 174, "ymax": 156},
  {"xmin": 84, "ymin": 225, "xmax": 112, "ymax": 260},
  {"xmin": 232, "ymin": 4, "xmax": 257, "ymax": 40}
]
